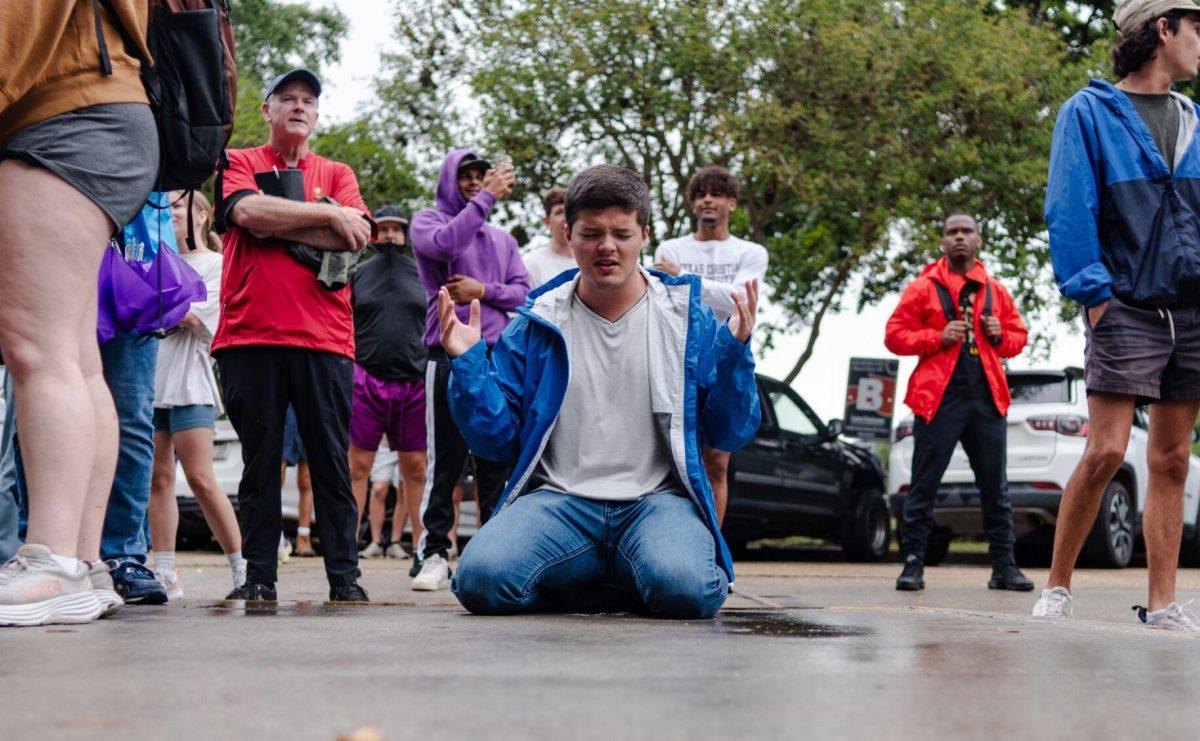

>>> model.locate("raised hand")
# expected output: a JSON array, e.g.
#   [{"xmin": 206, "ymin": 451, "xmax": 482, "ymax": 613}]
[
  {"xmin": 438, "ymin": 286, "xmax": 482, "ymax": 357},
  {"xmin": 482, "ymin": 166, "xmax": 516, "ymax": 200},
  {"xmin": 727, "ymin": 279, "xmax": 759, "ymax": 344}
]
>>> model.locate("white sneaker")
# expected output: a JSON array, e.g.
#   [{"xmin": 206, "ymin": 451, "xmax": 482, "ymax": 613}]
[
  {"xmin": 0, "ymin": 545, "xmax": 102, "ymax": 627},
  {"xmin": 411, "ymin": 554, "xmax": 451, "ymax": 591},
  {"xmin": 1136, "ymin": 600, "xmax": 1200, "ymax": 631},
  {"xmin": 88, "ymin": 561, "xmax": 123, "ymax": 618},
  {"xmin": 359, "ymin": 542, "xmax": 385, "ymax": 559},
  {"xmin": 446, "ymin": 545, "xmax": 459, "ymax": 562},
  {"xmin": 385, "ymin": 543, "xmax": 410, "ymax": 560},
  {"xmin": 1032, "ymin": 587, "xmax": 1073, "ymax": 618},
  {"xmin": 232, "ymin": 558, "xmax": 247, "ymax": 589},
  {"xmin": 155, "ymin": 569, "xmax": 184, "ymax": 601}
]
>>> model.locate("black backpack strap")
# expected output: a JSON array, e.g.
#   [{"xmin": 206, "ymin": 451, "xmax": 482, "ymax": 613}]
[
  {"xmin": 934, "ymin": 282, "xmax": 957, "ymax": 321},
  {"xmin": 91, "ymin": 0, "xmax": 114, "ymax": 75},
  {"xmin": 983, "ymin": 281, "xmax": 994, "ymax": 317},
  {"xmin": 213, "ymin": 151, "xmax": 231, "ymax": 234}
]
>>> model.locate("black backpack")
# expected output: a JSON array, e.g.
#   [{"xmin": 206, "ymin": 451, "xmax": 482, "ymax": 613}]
[{"xmin": 92, "ymin": 0, "xmax": 238, "ymax": 193}]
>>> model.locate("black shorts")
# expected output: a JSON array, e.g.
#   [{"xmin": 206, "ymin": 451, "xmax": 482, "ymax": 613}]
[
  {"xmin": 0, "ymin": 103, "xmax": 158, "ymax": 229},
  {"xmin": 1084, "ymin": 296, "xmax": 1200, "ymax": 402}
]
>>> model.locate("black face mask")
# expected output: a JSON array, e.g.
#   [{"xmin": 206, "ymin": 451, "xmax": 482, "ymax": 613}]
[{"xmin": 372, "ymin": 241, "xmax": 406, "ymax": 251}]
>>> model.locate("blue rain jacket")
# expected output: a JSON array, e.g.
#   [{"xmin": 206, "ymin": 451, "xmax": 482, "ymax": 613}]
[{"xmin": 1046, "ymin": 79, "xmax": 1200, "ymax": 308}]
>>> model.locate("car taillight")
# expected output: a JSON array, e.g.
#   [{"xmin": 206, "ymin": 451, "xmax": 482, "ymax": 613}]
[
  {"xmin": 1027, "ymin": 415, "xmax": 1088, "ymax": 437},
  {"xmin": 893, "ymin": 420, "xmax": 914, "ymax": 442}
]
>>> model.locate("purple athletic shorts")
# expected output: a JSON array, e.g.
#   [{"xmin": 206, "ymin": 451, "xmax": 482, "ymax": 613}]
[{"xmin": 349, "ymin": 365, "xmax": 427, "ymax": 452}]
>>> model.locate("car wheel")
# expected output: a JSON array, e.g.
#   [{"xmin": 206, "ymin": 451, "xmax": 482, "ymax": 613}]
[
  {"xmin": 924, "ymin": 528, "xmax": 953, "ymax": 566},
  {"xmin": 1083, "ymin": 480, "xmax": 1135, "ymax": 568},
  {"xmin": 841, "ymin": 491, "xmax": 891, "ymax": 563}
]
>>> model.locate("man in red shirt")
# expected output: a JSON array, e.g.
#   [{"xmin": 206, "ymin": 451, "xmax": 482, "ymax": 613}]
[
  {"xmin": 885, "ymin": 213, "xmax": 1032, "ymax": 593},
  {"xmin": 214, "ymin": 69, "xmax": 374, "ymax": 602}
]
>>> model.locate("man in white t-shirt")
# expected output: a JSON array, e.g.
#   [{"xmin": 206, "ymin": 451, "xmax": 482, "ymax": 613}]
[
  {"xmin": 654, "ymin": 165, "xmax": 768, "ymax": 525},
  {"xmin": 522, "ymin": 187, "xmax": 577, "ymax": 288}
]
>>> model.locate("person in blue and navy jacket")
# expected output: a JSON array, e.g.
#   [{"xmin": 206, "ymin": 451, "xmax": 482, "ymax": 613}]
[
  {"xmin": 1037, "ymin": 0, "xmax": 1200, "ymax": 629},
  {"xmin": 435, "ymin": 164, "xmax": 760, "ymax": 619}
]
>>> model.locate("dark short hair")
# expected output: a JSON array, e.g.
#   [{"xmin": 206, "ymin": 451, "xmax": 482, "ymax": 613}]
[
  {"xmin": 564, "ymin": 165, "xmax": 651, "ymax": 228},
  {"xmin": 942, "ymin": 212, "xmax": 978, "ymax": 233},
  {"xmin": 1112, "ymin": 11, "xmax": 1192, "ymax": 79},
  {"xmin": 686, "ymin": 165, "xmax": 739, "ymax": 202},
  {"xmin": 542, "ymin": 187, "xmax": 566, "ymax": 216}
]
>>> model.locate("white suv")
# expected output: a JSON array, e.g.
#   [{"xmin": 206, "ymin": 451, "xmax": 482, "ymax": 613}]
[{"xmin": 886, "ymin": 369, "xmax": 1200, "ymax": 568}]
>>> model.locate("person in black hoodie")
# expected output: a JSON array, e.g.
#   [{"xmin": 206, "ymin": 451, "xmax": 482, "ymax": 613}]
[{"xmin": 348, "ymin": 205, "xmax": 429, "ymax": 563}]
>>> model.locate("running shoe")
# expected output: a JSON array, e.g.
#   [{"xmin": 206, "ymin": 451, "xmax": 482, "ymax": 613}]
[
  {"xmin": 385, "ymin": 543, "xmax": 410, "ymax": 560},
  {"xmin": 0, "ymin": 545, "xmax": 102, "ymax": 627},
  {"xmin": 88, "ymin": 561, "xmax": 123, "ymax": 618},
  {"xmin": 411, "ymin": 554, "xmax": 451, "ymax": 591},
  {"xmin": 329, "ymin": 583, "xmax": 370, "ymax": 602},
  {"xmin": 988, "ymin": 564, "xmax": 1034, "ymax": 592},
  {"xmin": 1134, "ymin": 600, "xmax": 1200, "ymax": 630},
  {"xmin": 154, "ymin": 568, "xmax": 184, "ymax": 601},
  {"xmin": 1032, "ymin": 586, "xmax": 1073, "ymax": 618},
  {"xmin": 108, "ymin": 560, "xmax": 167, "ymax": 605},
  {"xmin": 225, "ymin": 582, "xmax": 277, "ymax": 601},
  {"xmin": 359, "ymin": 542, "xmax": 385, "ymax": 559}
]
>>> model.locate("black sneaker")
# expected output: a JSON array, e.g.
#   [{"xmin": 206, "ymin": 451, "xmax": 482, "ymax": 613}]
[
  {"xmin": 329, "ymin": 583, "xmax": 369, "ymax": 602},
  {"xmin": 895, "ymin": 555, "xmax": 925, "ymax": 591},
  {"xmin": 108, "ymin": 560, "xmax": 168, "ymax": 605},
  {"xmin": 988, "ymin": 564, "xmax": 1034, "ymax": 591},
  {"xmin": 408, "ymin": 555, "xmax": 423, "ymax": 578},
  {"xmin": 225, "ymin": 582, "xmax": 277, "ymax": 601}
]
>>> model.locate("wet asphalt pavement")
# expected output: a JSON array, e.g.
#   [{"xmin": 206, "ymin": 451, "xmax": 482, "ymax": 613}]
[{"xmin": 3, "ymin": 553, "xmax": 1200, "ymax": 740}]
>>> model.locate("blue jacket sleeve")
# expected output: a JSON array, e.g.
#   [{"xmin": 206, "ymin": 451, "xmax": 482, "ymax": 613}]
[
  {"xmin": 1045, "ymin": 96, "xmax": 1113, "ymax": 309},
  {"xmin": 446, "ymin": 320, "xmax": 528, "ymax": 461},
  {"xmin": 697, "ymin": 312, "xmax": 761, "ymax": 452}
]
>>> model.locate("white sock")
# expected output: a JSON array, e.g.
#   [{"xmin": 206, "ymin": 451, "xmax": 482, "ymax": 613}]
[
  {"xmin": 48, "ymin": 553, "xmax": 83, "ymax": 575},
  {"xmin": 154, "ymin": 551, "xmax": 176, "ymax": 576},
  {"xmin": 226, "ymin": 551, "xmax": 244, "ymax": 568},
  {"xmin": 297, "ymin": 527, "xmax": 311, "ymax": 537}
]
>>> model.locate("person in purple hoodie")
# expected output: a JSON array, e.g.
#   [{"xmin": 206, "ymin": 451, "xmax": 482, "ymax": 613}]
[{"xmin": 409, "ymin": 149, "xmax": 531, "ymax": 591}]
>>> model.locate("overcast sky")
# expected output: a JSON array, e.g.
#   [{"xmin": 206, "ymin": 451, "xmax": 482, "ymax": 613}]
[{"xmin": 317, "ymin": 0, "xmax": 1087, "ymax": 424}]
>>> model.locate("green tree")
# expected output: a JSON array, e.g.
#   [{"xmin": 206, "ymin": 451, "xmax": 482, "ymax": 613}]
[
  {"xmin": 380, "ymin": 0, "xmax": 1088, "ymax": 380},
  {"xmin": 232, "ymin": 0, "xmax": 349, "ymax": 85}
]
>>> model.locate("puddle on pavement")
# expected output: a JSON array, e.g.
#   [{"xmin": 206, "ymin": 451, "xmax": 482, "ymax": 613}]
[
  {"xmin": 717, "ymin": 610, "xmax": 869, "ymax": 638},
  {"xmin": 199, "ymin": 600, "xmax": 417, "ymax": 616}
]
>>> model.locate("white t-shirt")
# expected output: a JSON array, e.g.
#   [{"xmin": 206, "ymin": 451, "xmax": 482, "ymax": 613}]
[
  {"xmin": 530, "ymin": 290, "xmax": 677, "ymax": 501},
  {"xmin": 153, "ymin": 251, "xmax": 223, "ymax": 412},
  {"xmin": 523, "ymin": 244, "xmax": 578, "ymax": 288},
  {"xmin": 654, "ymin": 234, "xmax": 768, "ymax": 322}
]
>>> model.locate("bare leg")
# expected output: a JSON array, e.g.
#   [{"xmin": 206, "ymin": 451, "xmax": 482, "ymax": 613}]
[
  {"xmin": 1046, "ymin": 393, "xmax": 1135, "ymax": 592},
  {"xmin": 1143, "ymin": 400, "xmax": 1200, "ymax": 610},
  {"xmin": 451, "ymin": 481, "xmax": 465, "ymax": 552},
  {"xmin": 297, "ymin": 461, "xmax": 313, "ymax": 529},
  {"xmin": 369, "ymin": 478, "xmax": 390, "ymax": 545},
  {"xmin": 148, "ymin": 431, "xmax": 179, "ymax": 555},
  {"xmin": 397, "ymin": 450, "xmax": 427, "ymax": 547},
  {"xmin": 702, "ymin": 447, "xmax": 731, "ymax": 526},
  {"xmin": 348, "ymin": 445, "xmax": 376, "ymax": 533},
  {"xmin": 175, "ymin": 427, "xmax": 242, "ymax": 555},
  {"xmin": 0, "ymin": 161, "xmax": 113, "ymax": 557},
  {"xmin": 75, "ymin": 287, "xmax": 119, "ymax": 562}
]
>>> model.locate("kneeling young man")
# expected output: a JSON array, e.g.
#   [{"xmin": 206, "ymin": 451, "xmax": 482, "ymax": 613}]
[{"xmin": 440, "ymin": 164, "xmax": 760, "ymax": 618}]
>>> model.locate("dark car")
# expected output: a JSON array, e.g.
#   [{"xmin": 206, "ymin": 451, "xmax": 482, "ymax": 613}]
[{"xmin": 722, "ymin": 374, "xmax": 892, "ymax": 562}]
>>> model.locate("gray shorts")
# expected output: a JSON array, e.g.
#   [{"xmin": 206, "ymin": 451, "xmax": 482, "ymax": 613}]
[
  {"xmin": 0, "ymin": 103, "xmax": 159, "ymax": 229},
  {"xmin": 1084, "ymin": 296, "xmax": 1200, "ymax": 402}
]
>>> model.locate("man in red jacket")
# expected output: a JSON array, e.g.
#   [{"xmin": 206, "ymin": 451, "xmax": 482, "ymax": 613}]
[{"xmin": 885, "ymin": 213, "xmax": 1033, "ymax": 592}]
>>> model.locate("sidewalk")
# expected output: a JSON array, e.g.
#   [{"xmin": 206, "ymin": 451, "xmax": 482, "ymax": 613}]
[{"xmin": 3, "ymin": 554, "xmax": 1199, "ymax": 740}]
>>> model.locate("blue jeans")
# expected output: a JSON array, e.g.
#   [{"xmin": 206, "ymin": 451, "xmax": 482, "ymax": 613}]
[
  {"xmin": 99, "ymin": 332, "xmax": 158, "ymax": 564},
  {"xmin": 453, "ymin": 490, "xmax": 728, "ymax": 619},
  {"xmin": 0, "ymin": 371, "xmax": 25, "ymax": 561}
]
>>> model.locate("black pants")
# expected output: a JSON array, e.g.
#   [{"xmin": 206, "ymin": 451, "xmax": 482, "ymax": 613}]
[
  {"xmin": 900, "ymin": 393, "xmax": 1015, "ymax": 568},
  {"xmin": 217, "ymin": 346, "xmax": 358, "ymax": 587},
  {"xmin": 420, "ymin": 351, "xmax": 512, "ymax": 560}
]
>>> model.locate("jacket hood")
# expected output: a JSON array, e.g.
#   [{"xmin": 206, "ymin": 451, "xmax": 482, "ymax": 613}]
[
  {"xmin": 923, "ymin": 255, "xmax": 990, "ymax": 288},
  {"xmin": 435, "ymin": 148, "xmax": 480, "ymax": 216}
]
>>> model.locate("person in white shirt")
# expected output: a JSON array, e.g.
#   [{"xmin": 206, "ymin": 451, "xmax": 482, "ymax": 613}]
[
  {"xmin": 147, "ymin": 191, "xmax": 246, "ymax": 598},
  {"xmin": 522, "ymin": 187, "xmax": 577, "ymax": 288},
  {"xmin": 653, "ymin": 166, "xmax": 768, "ymax": 525}
]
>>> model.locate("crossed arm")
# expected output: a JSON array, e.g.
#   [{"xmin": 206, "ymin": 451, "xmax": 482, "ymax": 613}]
[{"xmin": 229, "ymin": 194, "xmax": 372, "ymax": 251}]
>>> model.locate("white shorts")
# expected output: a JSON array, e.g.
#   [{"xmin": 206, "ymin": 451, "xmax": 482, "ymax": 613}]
[{"xmin": 370, "ymin": 445, "xmax": 399, "ymax": 487}]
